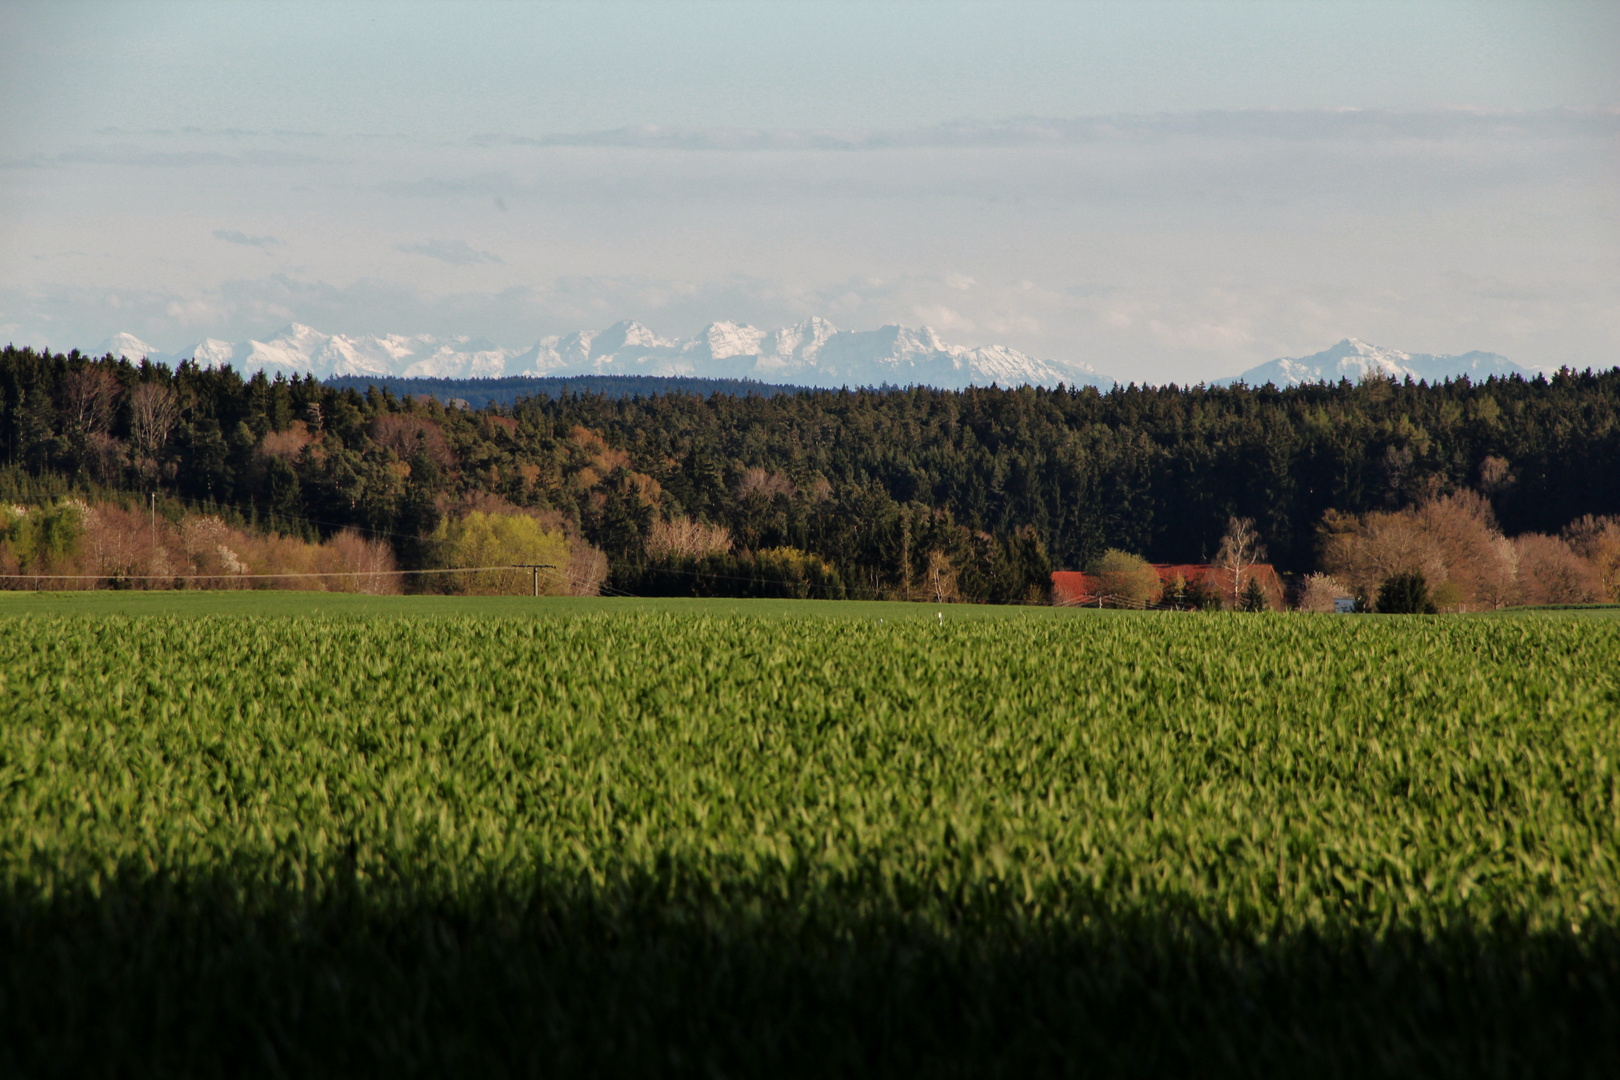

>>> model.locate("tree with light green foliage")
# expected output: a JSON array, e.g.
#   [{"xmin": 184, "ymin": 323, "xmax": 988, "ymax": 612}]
[
  {"xmin": 753, "ymin": 546, "xmax": 845, "ymax": 600},
  {"xmin": 0, "ymin": 500, "xmax": 83, "ymax": 574},
  {"xmin": 1089, "ymin": 548, "xmax": 1162, "ymax": 608},
  {"xmin": 430, "ymin": 511, "xmax": 571, "ymax": 595}
]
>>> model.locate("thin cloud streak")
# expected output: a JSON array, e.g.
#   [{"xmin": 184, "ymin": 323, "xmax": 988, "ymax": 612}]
[
  {"xmin": 395, "ymin": 239, "xmax": 504, "ymax": 266},
  {"xmin": 214, "ymin": 230, "xmax": 280, "ymax": 248}
]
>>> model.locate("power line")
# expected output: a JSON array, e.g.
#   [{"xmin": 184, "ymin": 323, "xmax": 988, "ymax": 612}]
[
  {"xmin": 5, "ymin": 492, "xmax": 1060, "ymax": 607},
  {"xmin": 1, "ymin": 565, "xmax": 549, "ymax": 583}
]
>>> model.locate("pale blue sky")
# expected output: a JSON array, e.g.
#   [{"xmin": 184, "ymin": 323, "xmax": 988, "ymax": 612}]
[{"xmin": 2, "ymin": 1, "xmax": 1616, "ymax": 381}]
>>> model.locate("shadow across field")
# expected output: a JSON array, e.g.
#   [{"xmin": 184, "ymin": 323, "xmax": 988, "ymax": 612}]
[{"xmin": 1, "ymin": 869, "xmax": 1613, "ymax": 1079}]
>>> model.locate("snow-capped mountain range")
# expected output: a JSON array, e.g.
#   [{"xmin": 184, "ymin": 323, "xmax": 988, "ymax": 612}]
[
  {"xmin": 97, "ymin": 319, "xmax": 1115, "ymax": 391},
  {"xmin": 94, "ymin": 327, "xmax": 1536, "ymax": 390},
  {"xmin": 1217, "ymin": 338, "xmax": 1534, "ymax": 387}
]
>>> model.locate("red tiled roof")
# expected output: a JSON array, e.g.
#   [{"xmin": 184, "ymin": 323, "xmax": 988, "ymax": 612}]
[
  {"xmin": 1051, "ymin": 563, "xmax": 1283, "ymax": 607},
  {"xmin": 1152, "ymin": 564, "xmax": 1217, "ymax": 586},
  {"xmin": 1050, "ymin": 571, "xmax": 1097, "ymax": 604}
]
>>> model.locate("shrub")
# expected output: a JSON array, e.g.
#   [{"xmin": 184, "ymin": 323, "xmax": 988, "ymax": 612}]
[
  {"xmin": 1298, "ymin": 573, "xmax": 1350, "ymax": 613},
  {"xmin": 1376, "ymin": 571, "xmax": 1437, "ymax": 614},
  {"xmin": 753, "ymin": 546, "xmax": 845, "ymax": 600},
  {"xmin": 1089, "ymin": 549, "xmax": 1162, "ymax": 608}
]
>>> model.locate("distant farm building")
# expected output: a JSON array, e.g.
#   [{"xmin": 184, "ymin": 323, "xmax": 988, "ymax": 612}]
[{"xmin": 1052, "ymin": 563, "xmax": 1286, "ymax": 609}]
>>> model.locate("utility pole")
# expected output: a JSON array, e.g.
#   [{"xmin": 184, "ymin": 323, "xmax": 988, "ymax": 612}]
[
  {"xmin": 150, "ymin": 492, "xmax": 156, "ymax": 554},
  {"xmin": 515, "ymin": 564, "xmax": 556, "ymax": 597}
]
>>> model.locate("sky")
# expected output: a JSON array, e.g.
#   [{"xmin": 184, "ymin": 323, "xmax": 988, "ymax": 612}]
[{"xmin": 1, "ymin": 0, "xmax": 1616, "ymax": 384}]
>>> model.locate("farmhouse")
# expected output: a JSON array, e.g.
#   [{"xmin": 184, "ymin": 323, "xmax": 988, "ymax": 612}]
[{"xmin": 1052, "ymin": 563, "xmax": 1286, "ymax": 609}]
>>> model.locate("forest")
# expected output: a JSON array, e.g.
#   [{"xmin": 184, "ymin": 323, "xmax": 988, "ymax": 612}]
[
  {"xmin": 2, "ymin": 343, "xmax": 1617, "ymax": 604},
  {"xmin": 324, "ymin": 373, "xmax": 809, "ymax": 410}
]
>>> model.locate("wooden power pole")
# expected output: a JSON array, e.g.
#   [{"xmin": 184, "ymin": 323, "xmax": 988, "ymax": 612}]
[{"xmin": 515, "ymin": 564, "xmax": 556, "ymax": 597}]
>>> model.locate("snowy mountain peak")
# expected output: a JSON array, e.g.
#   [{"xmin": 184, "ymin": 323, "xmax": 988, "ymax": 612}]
[
  {"xmin": 589, "ymin": 320, "xmax": 665, "ymax": 358},
  {"xmin": 276, "ymin": 323, "xmax": 332, "ymax": 350},
  {"xmin": 98, "ymin": 332, "xmax": 159, "ymax": 361},
  {"xmin": 190, "ymin": 338, "xmax": 237, "ymax": 366},
  {"xmin": 1221, "ymin": 340, "xmax": 1530, "ymax": 387},
  {"xmin": 98, "ymin": 319, "xmax": 1115, "ymax": 390},
  {"xmin": 760, "ymin": 317, "xmax": 838, "ymax": 364},
  {"xmin": 698, "ymin": 321, "xmax": 768, "ymax": 361}
]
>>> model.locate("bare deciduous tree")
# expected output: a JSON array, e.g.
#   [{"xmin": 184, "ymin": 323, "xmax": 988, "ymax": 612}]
[
  {"xmin": 320, "ymin": 528, "xmax": 400, "ymax": 595},
  {"xmin": 1320, "ymin": 492, "xmax": 1509, "ymax": 609},
  {"xmin": 1318, "ymin": 492, "xmax": 1614, "ymax": 611},
  {"xmin": 1515, "ymin": 533, "xmax": 1603, "ymax": 605},
  {"xmin": 370, "ymin": 414, "xmax": 455, "ymax": 469},
  {"xmin": 645, "ymin": 515, "xmax": 732, "ymax": 560},
  {"xmin": 62, "ymin": 367, "xmax": 119, "ymax": 441},
  {"xmin": 736, "ymin": 467, "xmax": 796, "ymax": 501},
  {"xmin": 1216, "ymin": 515, "xmax": 1265, "ymax": 608},
  {"xmin": 925, "ymin": 549, "xmax": 962, "ymax": 604},
  {"xmin": 1477, "ymin": 455, "xmax": 1514, "ymax": 496},
  {"xmin": 1475, "ymin": 536, "xmax": 1520, "ymax": 611},
  {"xmin": 83, "ymin": 432, "xmax": 128, "ymax": 486},
  {"xmin": 1563, "ymin": 515, "xmax": 1620, "ymax": 602},
  {"xmin": 129, "ymin": 383, "xmax": 180, "ymax": 467}
]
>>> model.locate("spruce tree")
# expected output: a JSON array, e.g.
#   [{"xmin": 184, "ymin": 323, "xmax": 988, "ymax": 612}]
[{"xmin": 1375, "ymin": 571, "xmax": 1437, "ymax": 614}]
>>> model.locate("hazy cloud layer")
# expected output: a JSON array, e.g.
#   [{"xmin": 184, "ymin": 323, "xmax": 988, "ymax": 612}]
[
  {"xmin": 477, "ymin": 107, "xmax": 1620, "ymax": 151},
  {"xmin": 3, "ymin": 108, "xmax": 1616, "ymax": 382}
]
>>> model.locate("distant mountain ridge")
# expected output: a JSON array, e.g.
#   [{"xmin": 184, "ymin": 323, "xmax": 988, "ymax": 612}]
[
  {"xmin": 91, "ymin": 329, "xmax": 1542, "ymax": 391},
  {"xmin": 1218, "ymin": 339, "xmax": 1535, "ymax": 387},
  {"xmin": 96, "ymin": 319, "xmax": 1114, "ymax": 391}
]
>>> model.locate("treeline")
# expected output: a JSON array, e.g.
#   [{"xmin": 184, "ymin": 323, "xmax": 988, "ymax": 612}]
[
  {"xmin": 324, "ymin": 373, "xmax": 810, "ymax": 410},
  {"xmin": 1307, "ymin": 490, "xmax": 1619, "ymax": 611},
  {"xmin": 2, "ymin": 343, "xmax": 1618, "ymax": 600}
]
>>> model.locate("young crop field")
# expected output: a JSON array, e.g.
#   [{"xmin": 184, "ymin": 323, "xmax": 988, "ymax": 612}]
[
  {"xmin": 2, "ymin": 605, "xmax": 1617, "ymax": 1076},
  {"xmin": 0, "ymin": 589, "xmax": 1102, "ymax": 621}
]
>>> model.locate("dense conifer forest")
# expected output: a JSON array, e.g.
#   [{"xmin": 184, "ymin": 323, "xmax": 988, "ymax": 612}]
[
  {"xmin": 323, "ymin": 374, "xmax": 810, "ymax": 410},
  {"xmin": 2, "ymin": 344, "xmax": 1617, "ymax": 601}
]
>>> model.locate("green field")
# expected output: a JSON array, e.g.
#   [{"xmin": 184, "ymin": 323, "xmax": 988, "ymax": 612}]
[
  {"xmin": 0, "ymin": 589, "xmax": 1093, "ymax": 621},
  {"xmin": 2, "ymin": 602, "xmax": 1617, "ymax": 1076},
  {"xmin": 5, "ymin": 589, "xmax": 1616, "ymax": 621}
]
